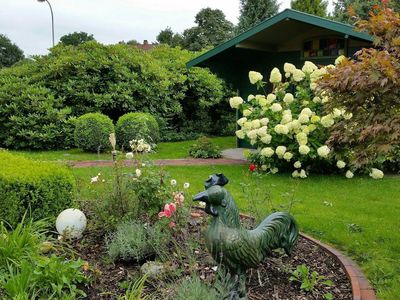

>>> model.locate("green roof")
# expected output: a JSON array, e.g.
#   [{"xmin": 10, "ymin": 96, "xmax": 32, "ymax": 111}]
[{"xmin": 187, "ymin": 9, "xmax": 372, "ymax": 68}]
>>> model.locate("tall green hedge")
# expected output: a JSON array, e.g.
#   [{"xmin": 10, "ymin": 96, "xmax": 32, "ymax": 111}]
[
  {"xmin": 0, "ymin": 151, "xmax": 75, "ymax": 227},
  {"xmin": 116, "ymin": 112, "xmax": 160, "ymax": 150}
]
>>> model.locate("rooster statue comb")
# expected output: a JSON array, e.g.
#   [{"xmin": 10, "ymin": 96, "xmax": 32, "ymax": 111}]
[{"xmin": 193, "ymin": 173, "xmax": 299, "ymax": 299}]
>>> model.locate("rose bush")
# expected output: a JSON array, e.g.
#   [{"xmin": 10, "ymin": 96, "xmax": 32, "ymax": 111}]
[{"xmin": 231, "ymin": 61, "xmax": 384, "ymax": 179}]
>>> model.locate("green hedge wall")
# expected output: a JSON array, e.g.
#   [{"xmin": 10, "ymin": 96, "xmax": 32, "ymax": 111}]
[{"xmin": 0, "ymin": 151, "xmax": 75, "ymax": 227}]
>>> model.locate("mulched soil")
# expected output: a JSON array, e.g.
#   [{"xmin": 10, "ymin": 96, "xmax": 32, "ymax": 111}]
[{"xmin": 72, "ymin": 209, "xmax": 352, "ymax": 299}]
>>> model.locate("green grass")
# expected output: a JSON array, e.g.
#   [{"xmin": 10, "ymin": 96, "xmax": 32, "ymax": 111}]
[
  {"xmin": 73, "ymin": 165, "xmax": 400, "ymax": 299},
  {"xmin": 10, "ymin": 136, "xmax": 236, "ymax": 161}
]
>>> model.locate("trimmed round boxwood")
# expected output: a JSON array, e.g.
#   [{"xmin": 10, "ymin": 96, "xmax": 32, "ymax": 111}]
[
  {"xmin": 0, "ymin": 151, "xmax": 75, "ymax": 227},
  {"xmin": 74, "ymin": 113, "xmax": 114, "ymax": 152},
  {"xmin": 116, "ymin": 112, "xmax": 160, "ymax": 150}
]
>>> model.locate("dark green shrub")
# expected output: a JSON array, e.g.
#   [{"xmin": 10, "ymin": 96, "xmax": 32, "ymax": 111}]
[
  {"xmin": 106, "ymin": 220, "xmax": 170, "ymax": 262},
  {"xmin": 188, "ymin": 136, "xmax": 222, "ymax": 158},
  {"xmin": 74, "ymin": 112, "xmax": 114, "ymax": 152},
  {"xmin": 0, "ymin": 151, "xmax": 75, "ymax": 227},
  {"xmin": 116, "ymin": 112, "xmax": 160, "ymax": 150}
]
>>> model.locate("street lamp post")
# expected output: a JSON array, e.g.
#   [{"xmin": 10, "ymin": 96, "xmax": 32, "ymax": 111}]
[{"xmin": 37, "ymin": 0, "xmax": 55, "ymax": 47}]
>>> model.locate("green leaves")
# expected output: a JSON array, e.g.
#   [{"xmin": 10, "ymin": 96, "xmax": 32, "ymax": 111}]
[{"xmin": 289, "ymin": 264, "xmax": 334, "ymax": 294}]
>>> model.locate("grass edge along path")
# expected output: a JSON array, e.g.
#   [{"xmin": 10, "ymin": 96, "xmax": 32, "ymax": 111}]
[{"xmin": 73, "ymin": 164, "xmax": 400, "ymax": 300}]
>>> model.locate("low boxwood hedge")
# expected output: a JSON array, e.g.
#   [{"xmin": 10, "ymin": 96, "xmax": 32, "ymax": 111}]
[{"xmin": 0, "ymin": 151, "xmax": 75, "ymax": 227}]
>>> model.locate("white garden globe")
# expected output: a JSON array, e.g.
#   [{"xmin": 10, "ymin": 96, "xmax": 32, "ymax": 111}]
[{"xmin": 56, "ymin": 208, "xmax": 87, "ymax": 239}]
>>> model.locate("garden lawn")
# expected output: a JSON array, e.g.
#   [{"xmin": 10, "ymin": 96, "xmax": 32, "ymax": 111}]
[
  {"xmin": 73, "ymin": 165, "xmax": 400, "ymax": 300},
  {"xmin": 10, "ymin": 136, "xmax": 235, "ymax": 161}
]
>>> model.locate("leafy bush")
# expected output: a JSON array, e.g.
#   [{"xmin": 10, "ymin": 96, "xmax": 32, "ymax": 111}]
[
  {"xmin": 175, "ymin": 276, "xmax": 218, "ymax": 300},
  {"xmin": 116, "ymin": 112, "xmax": 160, "ymax": 150},
  {"xmin": 188, "ymin": 136, "xmax": 222, "ymax": 158},
  {"xmin": 74, "ymin": 112, "xmax": 114, "ymax": 152},
  {"xmin": 0, "ymin": 151, "xmax": 75, "ymax": 226},
  {"xmin": 289, "ymin": 264, "xmax": 333, "ymax": 296},
  {"xmin": 0, "ymin": 63, "xmax": 73, "ymax": 150},
  {"xmin": 319, "ymin": 4, "xmax": 400, "ymax": 169},
  {"xmin": 106, "ymin": 220, "xmax": 170, "ymax": 262}
]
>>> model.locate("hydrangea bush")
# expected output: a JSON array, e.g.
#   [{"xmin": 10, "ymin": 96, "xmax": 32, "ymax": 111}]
[{"xmin": 231, "ymin": 60, "xmax": 384, "ymax": 179}]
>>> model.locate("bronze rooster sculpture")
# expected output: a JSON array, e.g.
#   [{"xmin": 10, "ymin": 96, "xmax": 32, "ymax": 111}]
[{"xmin": 193, "ymin": 174, "xmax": 299, "ymax": 299}]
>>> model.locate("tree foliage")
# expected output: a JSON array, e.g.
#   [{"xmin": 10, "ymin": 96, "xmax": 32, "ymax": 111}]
[
  {"xmin": 332, "ymin": 0, "xmax": 399, "ymax": 23},
  {"xmin": 181, "ymin": 8, "xmax": 234, "ymax": 51},
  {"xmin": 59, "ymin": 31, "xmax": 95, "ymax": 46},
  {"xmin": 0, "ymin": 34, "xmax": 24, "ymax": 68},
  {"xmin": 237, "ymin": 0, "xmax": 279, "ymax": 33},
  {"xmin": 156, "ymin": 27, "xmax": 183, "ymax": 48},
  {"xmin": 319, "ymin": 4, "xmax": 400, "ymax": 167},
  {"xmin": 290, "ymin": 0, "xmax": 328, "ymax": 17}
]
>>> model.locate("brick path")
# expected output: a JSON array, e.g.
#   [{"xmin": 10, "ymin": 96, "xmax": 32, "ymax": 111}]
[{"xmin": 71, "ymin": 158, "xmax": 247, "ymax": 168}]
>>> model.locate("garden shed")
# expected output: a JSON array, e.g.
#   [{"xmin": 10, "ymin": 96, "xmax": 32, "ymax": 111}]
[{"xmin": 187, "ymin": 9, "xmax": 373, "ymax": 146}]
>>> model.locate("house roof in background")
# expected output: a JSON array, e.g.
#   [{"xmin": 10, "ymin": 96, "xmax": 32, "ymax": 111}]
[{"xmin": 187, "ymin": 9, "xmax": 372, "ymax": 68}]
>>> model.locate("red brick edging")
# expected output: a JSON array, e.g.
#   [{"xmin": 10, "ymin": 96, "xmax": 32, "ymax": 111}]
[
  {"xmin": 300, "ymin": 234, "xmax": 376, "ymax": 300},
  {"xmin": 237, "ymin": 212, "xmax": 376, "ymax": 300},
  {"xmin": 71, "ymin": 158, "xmax": 247, "ymax": 168}
]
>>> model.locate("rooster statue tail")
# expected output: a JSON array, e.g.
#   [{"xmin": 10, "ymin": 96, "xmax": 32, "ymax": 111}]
[{"xmin": 252, "ymin": 211, "xmax": 299, "ymax": 256}]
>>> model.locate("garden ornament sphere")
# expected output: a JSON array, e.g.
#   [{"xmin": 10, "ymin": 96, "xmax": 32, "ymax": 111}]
[{"xmin": 56, "ymin": 208, "xmax": 87, "ymax": 239}]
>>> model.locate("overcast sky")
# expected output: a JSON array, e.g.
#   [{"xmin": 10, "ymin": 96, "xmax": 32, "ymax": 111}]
[{"xmin": 0, "ymin": 0, "xmax": 334, "ymax": 56}]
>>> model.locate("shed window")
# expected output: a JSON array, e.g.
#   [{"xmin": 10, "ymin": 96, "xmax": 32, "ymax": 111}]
[{"xmin": 302, "ymin": 37, "xmax": 345, "ymax": 59}]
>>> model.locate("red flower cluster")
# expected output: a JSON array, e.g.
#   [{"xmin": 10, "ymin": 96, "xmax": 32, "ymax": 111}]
[{"xmin": 249, "ymin": 164, "xmax": 257, "ymax": 172}]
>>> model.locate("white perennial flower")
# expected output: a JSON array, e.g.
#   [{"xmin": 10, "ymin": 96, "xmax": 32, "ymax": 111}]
[
  {"xmin": 292, "ymin": 69, "xmax": 305, "ymax": 82},
  {"xmin": 280, "ymin": 112, "xmax": 292, "ymax": 124},
  {"xmin": 271, "ymin": 103, "xmax": 283, "ymax": 112},
  {"xmin": 271, "ymin": 167, "xmax": 279, "ymax": 174},
  {"xmin": 317, "ymin": 145, "xmax": 330, "ymax": 158},
  {"xmin": 345, "ymin": 170, "xmax": 354, "ymax": 179},
  {"xmin": 294, "ymin": 161, "xmax": 302, "ymax": 169},
  {"xmin": 269, "ymin": 67, "xmax": 282, "ymax": 83},
  {"xmin": 335, "ymin": 55, "xmax": 346, "ymax": 65},
  {"xmin": 336, "ymin": 160, "xmax": 346, "ymax": 169},
  {"xmin": 321, "ymin": 115, "xmax": 335, "ymax": 128},
  {"xmin": 126, "ymin": 152, "xmax": 134, "ymax": 159},
  {"xmin": 258, "ymin": 95, "xmax": 268, "ymax": 106},
  {"xmin": 275, "ymin": 146, "xmax": 287, "ymax": 157},
  {"xmin": 257, "ymin": 126, "xmax": 268, "ymax": 137},
  {"xmin": 292, "ymin": 170, "xmax": 299, "ymax": 178},
  {"xmin": 249, "ymin": 71, "xmax": 263, "ymax": 84},
  {"xmin": 343, "ymin": 112, "xmax": 353, "ymax": 120},
  {"xmin": 251, "ymin": 119, "xmax": 261, "ymax": 129},
  {"xmin": 299, "ymin": 169, "xmax": 307, "ymax": 178},
  {"xmin": 235, "ymin": 130, "xmax": 245, "ymax": 139},
  {"xmin": 298, "ymin": 114, "xmax": 310, "ymax": 124},
  {"xmin": 261, "ymin": 147, "xmax": 274, "ymax": 157},
  {"xmin": 283, "ymin": 152, "xmax": 293, "ymax": 161},
  {"xmin": 246, "ymin": 129, "xmax": 258, "ymax": 140},
  {"xmin": 302, "ymin": 61, "xmax": 318, "ymax": 73},
  {"xmin": 283, "ymin": 93, "xmax": 294, "ymax": 104},
  {"xmin": 237, "ymin": 117, "xmax": 247, "ymax": 126},
  {"xmin": 260, "ymin": 118, "xmax": 269, "ymax": 126},
  {"xmin": 299, "ymin": 145, "xmax": 310, "ymax": 155},
  {"xmin": 229, "ymin": 96, "xmax": 243, "ymax": 109},
  {"xmin": 266, "ymin": 93, "xmax": 277, "ymax": 103},
  {"xmin": 135, "ymin": 169, "xmax": 142, "ymax": 177},
  {"xmin": 296, "ymin": 132, "xmax": 308, "ymax": 145},
  {"xmin": 284, "ymin": 63, "xmax": 296, "ymax": 74},
  {"xmin": 369, "ymin": 168, "xmax": 384, "ymax": 179},
  {"xmin": 261, "ymin": 134, "xmax": 272, "ymax": 144},
  {"xmin": 243, "ymin": 122, "xmax": 252, "ymax": 130},
  {"xmin": 274, "ymin": 124, "xmax": 289, "ymax": 135},
  {"xmin": 301, "ymin": 108, "xmax": 313, "ymax": 117},
  {"xmin": 243, "ymin": 109, "xmax": 252, "ymax": 117}
]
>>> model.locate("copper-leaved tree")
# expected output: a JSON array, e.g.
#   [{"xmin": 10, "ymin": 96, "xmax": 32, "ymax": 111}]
[{"xmin": 319, "ymin": 3, "xmax": 400, "ymax": 168}]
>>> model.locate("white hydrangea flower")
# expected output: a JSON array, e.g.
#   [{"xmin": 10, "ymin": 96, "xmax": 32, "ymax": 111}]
[
  {"xmin": 321, "ymin": 115, "xmax": 334, "ymax": 127},
  {"xmin": 249, "ymin": 71, "xmax": 263, "ymax": 84},
  {"xmin": 261, "ymin": 165, "xmax": 268, "ymax": 171},
  {"xmin": 302, "ymin": 61, "xmax": 318, "ymax": 73},
  {"xmin": 271, "ymin": 167, "xmax": 279, "ymax": 174},
  {"xmin": 237, "ymin": 117, "xmax": 247, "ymax": 127},
  {"xmin": 313, "ymin": 96, "xmax": 321, "ymax": 103},
  {"xmin": 289, "ymin": 120, "xmax": 301, "ymax": 130},
  {"xmin": 301, "ymin": 125, "xmax": 310, "ymax": 134},
  {"xmin": 294, "ymin": 161, "xmax": 302, "ymax": 169},
  {"xmin": 311, "ymin": 115, "xmax": 320, "ymax": 123},
  {"xmin": 284, "ymin": 63, "xmax": 296, "ymax": 74},
  {"xmin": 292, "ymin": 69, "xmax": 305, "ymax": 82},
  {"xmin": 235, "ymin": 130, "xmax": 245, "ymax": 139},
  {"xmin": 299, "ymin": 145, "xmax": 310, "ymax": 155},
  {"xmin": 248, "ymin": 94, "xmax": 255, "ymax": 101},
  {"xmin": 281, "ymin": 113, "xmax": 292, "ymax": 124},
  {"xmin": 275, "ymin": 146, "xmax": 287, "ymax": 157},
  {"xmin": 274, "ymin": 124, "xmax": 289, "ymax": 135},
  {"xmin": 345, "ymin": 170, "xmax": 354, "ymax": 179},
  {"xmin": 261, "ymin": 147, "xmax": 274, "ymax": 157},
  {"xmin": 299, "ymin": 169, "xmax": 307, "ymax": 178},
  {"xmin": 343, "ymin": 112, "xmax": 353, "ymax": 120},
  {"xmin": 126, "ymin": 152, "xmax": 134, "ymax": 159},
  {"xmin": 257, "ymin": 126, "xmax": 268, "ymax": 137},
  {"xmin": 261, "ymin": 134, "xmax": 272, "ymax": 144},
  {"xmin": 269, "ymin": 67, "xmax": 282, "ymax": 83},
  {"xmin": 246, "ymin": 129, "xmax": 258, "ymax": 140},
  {"xmin": 283, "ymin": 93, "xmax": 294, "ymax": 104},
  {"xmin": 317, "ymin": 145, "xmax": 330, "ymax": 158},
  {"xmin": 333, "ymin": 108, "xmax": 342, "ymax": 118},
  {"xmin": 369, "ymin": 168, "xmax": 384, "ymax": 179},
  {"xmin": 229, "ymin": 96, "xmax": 243, "ymax": 109},
  {"xmin": 298, "ymin": 114, "xmax": 310, "ymax": 124},
  {"xmin": 260, "ymin": 118, "xmax": 270, "ymax": 126},
  {"xmin": 336, "ymin": 160, "xmax": 346, "ymax": 169},
  {"xmin": 285, "ymin": 72, "xmax": 291, "ymax": 78},
  {"xmin": 283, "ymin": 152, "xmax": 293, "ymax": 161},
  {"xmin": 250, "ymin": 139, "xmax": 257, "ymax": 145},
  {"xmin": 335, "ymin": 55, "xmax": 346, "ymax": 65},
  {"xmin": 258, "ymin": 96, "xmax": 268, "ymax": 106},
  {"xmin": 243, "ymin": 122, "xmax": 252, "ymax": 130},
  {"xmin": 243, "ymin": 109, "xmax": 252, "ymax": 117},
  {"xmin": 135, "ymin": 169, "xmax": 142, "ymax": 177},
  {"xmin": 251, "ymin": 119, "xmax": 261, "ymax": 129},
  {"xmin": 292, "ymin": 170, "xmax": 300, "ymax": 178},
  {"xmin": 310, "ymin": 82, "xmax": 318, "ymax": 90},
  {"xmin": 301, "ymin": 108, "xmax": 313, "ymax": 117},
  {"xmin": 307, "ymin": 124, "xmax": 317, "ymax": 132},
  {"xmin": 271, "ymin": 103, "xmax": 282, "ymax": 112},
  {"xmin": 266, "ymin": 94, "xmax": 277, "ymax": 104},
  {"xmin": 296, "ymin": 132, "xmax": 308, "ymax": 145}
]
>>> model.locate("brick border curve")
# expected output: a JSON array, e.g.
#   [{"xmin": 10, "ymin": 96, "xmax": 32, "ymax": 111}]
[{"xmin": 300, "ymin": 234, "xmax": 376, "ymax": 300}]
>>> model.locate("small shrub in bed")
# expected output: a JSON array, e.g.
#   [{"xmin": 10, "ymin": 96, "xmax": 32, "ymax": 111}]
[
  {"xmin": 74, "ymin": 112, "xmax": 114, "ymax": 152},
  {"xmin": 116, "ymin": 112, "xmax": 160, "ymax": 150},
  {"xmin": 0, "ymin": 151, "xmax": 75, "ymax": 227},
  {"xmin": 175, "ymin": 276, "xmax": 218, "ymax": 300},
  {"xmin": 106, "ymin": 220, "xmax": 170, "ymax": 262},
  {"xmin": 188, "ymin": 136, "xmax": 222, "ymax": 159}
]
